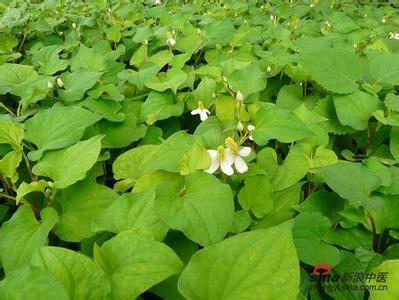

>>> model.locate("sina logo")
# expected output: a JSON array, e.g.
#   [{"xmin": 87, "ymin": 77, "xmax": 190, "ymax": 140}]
[
  {"xmin": 313, "ymin": 262, "xmax": 332, "ymax": 276},
  {"xmin": 311, "ymin": 262, "xmax": 339, "ymax": 282}
]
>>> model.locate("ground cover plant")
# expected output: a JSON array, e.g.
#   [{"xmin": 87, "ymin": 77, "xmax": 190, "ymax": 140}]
[{"xmin": 0, "ymin": 0, "xmax": 399, "ymax": 299}]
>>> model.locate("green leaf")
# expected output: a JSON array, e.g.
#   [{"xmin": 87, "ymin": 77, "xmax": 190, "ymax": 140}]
[
  {"xmin": 54, "ymin": 179, "xmax": 119, "ymax": 242},
  {"xmin": 238, "ymin": 175, "xmax": 274, "ymax": 218},
  {"xmin": 215, "ymin": 95, "xmax": 236, "ymax": 125},
  {"xmin": 0, "ymin": 63, "xmax": 37, "ymax": 95},
  {"xmin": 0, "ymin": 150, "xmax": 22, "ymax": 183},
  {"xmin": 333, "ymin": 91, "xmax": 382, "ymax": 130},
  {"xmin": 0, "ymin": 266, "xmax": 69, "ymax": 300},
  {"xmin": 370, "ymin": 260, "xmax": 399, "ymax": 300},
  {"xmin": 92, "ymin": 190, "xmax": 169, "ymax": 241},
  {"xmin": 140, "ymin": 91, "xmax": 185, "ymax": 124},
  {"xmin": 0, "ymin": 206, "xmax": 58, "ymax": 273},
  {"xmin": 95, "ymin": 230, "xmax": 183, "ymax": 300},
  {"xmin": 113, "ymin": 144, "xmax": 159, "ymax": 181},
  {"xmin": 31, "ymin": 45, "xmax": 69, "ymax": 75},
  {"xmin": 70, "ymin": 44, "xmax": 106, "ymax": 72},
  {"xmin": 58, "ymin": 70, "xmax": 102, "ymax": 102},
  {"xmin": 154, "ymin": 172, "xmax": 234, "ymax": 246},
  {"xmin": 143, "ymin": 131, "xmax": 195, "ymax": 173},
  {"xmin": 293, "ymin": 212, "xmax": 342, "ymax": 267},
  {"xmin": 0, "ymin": 121, "xmax": 24, "ymax": 150},
  {"xmin": 178, "ymin": 221, "xmax": 299, "ymax": 300},
  {"xmin": 368, "ymin": 53, "xmax": 399, "ymax": 86},
  {"xmin": 32, "ymin": 135, "xmax": 103, "ymax": 189},
  {"xmin": 145, "ymin": 68, "xmax": 187, "ymax": 94},
  {"xmin": 228, "ymin": 63, "xmax": 267, "ymax": 98},
  {"xmin": 16, "ymin": 180, "xmax": 49, "ymax": 203},
  {"xmin": 31, "ymin": 246, "xmax": 110, "ymax": 300},
  {"xmin": 179, "ymin": 142, "xmax": 211, "ymax": 175},
  {"xmin": 253, "ymin": 104, "xmax": 313, "ymax": 145},
  {"xmin": 319, "ymin": 162, "xmax": 382, "ymax": 208},
  {"xmin": 25, "ymin": 105, "xmax": 101, "ymax": 161},
  {"xmin": 301, "ymin": 48, "xmax": 364, "ymax": 94}
]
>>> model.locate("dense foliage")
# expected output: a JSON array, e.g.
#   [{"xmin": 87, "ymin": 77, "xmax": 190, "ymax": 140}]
[{"xmin": 0, "ymin": 0, "xmax": 399, "ymax": 299}]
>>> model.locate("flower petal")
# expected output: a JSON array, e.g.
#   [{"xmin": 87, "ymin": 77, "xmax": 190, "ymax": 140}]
[
  {"xmin": 224, "ymin": 148, "xmax": 235, "ymax": 164},
  {"xmin": 239, "ymin": 147, "xmax": 251, "ymax": 157},
  {"xmin": 247, "ymin": 124, "xmax": 255, "ymax": 131},
  {"xmin": 234, "ymin": 156, "xmax": 248, "ymax": 173},
  {"xmin": 207, "ymin": 149, "xmax": 217, "ymax": 159},
  {"xmin": 248, "ymin": 135, "xmax": 253, "ymax": 141},
  {"xmin": 220, "ymin": 161, "xmax": 234, "ymax": 176},
  {"xmin": 199, "ymin": 110, "xmax": 209, "ymax": 121},
  {"xmin": 206, "ymin": 157, "xmax": 220, "ymax": 174},
  {"xmin": 191, "ymin": 109, "xmax": 200, "ymax": 115}
]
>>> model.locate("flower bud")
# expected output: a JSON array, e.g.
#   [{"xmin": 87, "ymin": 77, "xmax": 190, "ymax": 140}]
[
  {"xmin": 236, "ymin": 90, "xmax": 244, "ymax": 102},
  {"xmin": 57, "ymin": 78, "xmax": 64, "ymax": 88}
]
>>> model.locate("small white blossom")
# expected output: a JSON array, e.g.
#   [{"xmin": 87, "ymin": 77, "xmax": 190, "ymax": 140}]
[
  {"xmin": 47, "ymin": 81, "xmax": 53, "ymax": 89},
  {"xmin": 225, "ymin": 137, "xmax": 251, "ymax": 173},
  {"xmin": 247, "ymin": 125, "xmax": 255, "ymax": 141},
  {"xmin": 381, "ymin": 17, "xmax": 386, "ymax": 23},
  {"xmin": 266, "ymin": 66, "xmax": 272, "ymax": 72},
  {"xmin": 191, "ymin": 101, "xmax": 210, "ymax": 121},
  {"xmin": 236, "ymin": 90, "xmax": 244, "ymax": 102},
  {"xmin": 389, "ymin": 32, "xmax": 399, "ymax": 40},
  {"xmin": 197, "ymin": 28, "xmax": 201, "ymax": 34},
  {"xmin": 57, "ymin": 78, "xmax": 64, "ymax": 88},
  {"xmin": 72, "ymin": 22, "xmax": 77, "ymax": 29},
  {"xmin": 206, "ymin": 146, "xmax": 234, "ymax": 176},
  {"xmin": 166, "ymin": 38, "xmax": 176, "ymax": 47},
  {"xmin": 155, "ymin": 0, "xmax": 161, "ymax": 4},
  {"xmin": 309, "ymin": 3, "xmax": 315, "ymax": 8}
]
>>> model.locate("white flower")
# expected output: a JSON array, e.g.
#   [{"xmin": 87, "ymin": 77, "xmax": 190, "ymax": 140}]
[
  {"xmin": 166, "ymin": 38, "xmax": 176, "ymax": 47},
  {"xmin": 236, "ymin": 90, "xmax": 244, "ymax": 102},
  {"xmin": 225, "ymin": 137, "xmax": 251, "ymax": 173},
  {"xmin": 57, "ymin": 78, "xmax": 64, "ymax": 88},
  {"xmin": 309, "ymin": 3, "xmax": 315, "ymax": 7},
  {"xmin": 155, "ymin": 0, "xmax": 161, "ymax": 4},
  {"xmin": 266, "ymin": 66, "xmax": 272, "ymax": 72},
  {"xmin": 247, "ymin": 124, "xmax": 255, "ymax": 141},
  {"xmin": 197, "ymin": 28, "xmax": 201, "ymax": 34},
  {"xmin": 191, "ymin": 101, "xmax": 210, "ymax": 121},
  {"xmin": 206, "ymin": 146, "xmax": 234, "ymax": 176},
  {"xmin": 72, "ymin": 22, "xmax": 77, "ymax": 29},
  {"xmin": 47, "ymin": 81, "xmax": 53, "ymax": 89},
  {"xmin": 381, "ymin": 18, "xmax": 386, "ymax": 23},
  {"xmin": 389, "ymin": 32, "xmax": 399, "ymax": 40}
]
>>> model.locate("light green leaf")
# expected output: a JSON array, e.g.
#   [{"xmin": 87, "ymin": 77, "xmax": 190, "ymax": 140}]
[
  {"xmin": 368, "ymin": 53, "xmax": 399, "ymax": 86},
  {"xmin": 140, "ymin": 91, "xmax": 185, "ymax": 123},
  {"xmin": 92, "ymin": 190, "xmax": 169, "ymax": 241},
  {"xmin": 58, "ymin": 70, "xmax": 102, "ymax": 102},
  {"xmin": 113, "ymin": 144, "xmax": 158, "ymax": 181},
  {"xmin": 178, "ymin": 221, "xmax": 299, "ymax": 300},
  {"xmin": 293, "ymin": 212, "xmax": 342, "ymax": 267},
  {"xmin": 180, "ymin": 142, "xmax": 211, "ymax": 175},
  {"xmin": 25, "ymin": 105, "xmax": 101, "ymax": 160},
  {"xmin": 0, "ymin": 266, "xmax": 69, "ymax": 300},
  {"xmin": 301, "ymin": 48, "xmax": 364, "ymax": 94},
  {"xmin": 253, "ymin": 104, "xmax": 313, "ymax": 145},
  {"xmin": 54, "ymin": 179, "xmax": 119, "ymax": 242},
  {"xmin": 155, "ymin": 172, "xmax": 234, "ymax": 246},
  {"xmin": 145, "ymin": 68, "xmax": 187, "ymax": 94},
  {"xmin": 143, "ymin": 131, "xmax": 195, "ymax": 173},
  {"xmin": 333, "ymin": 91, "xmax": 382, "ymax": 130},
  {"xmin": 0, "ymin": 150, "xmax": 22, "ymax": 183},
  {"xmin": 32, "ymin": 135, "xmax": 103, "ymax": 189},
  {"xmin": 238, "ymin": 175, "xmax": 274, "ymax": 218},
  {"xmin": 319, "ymin": 162, "xmax": 382, "ymax": 208},
  {"xmin": 16, "ymin": 180, "xmax": 49, "ymax": 203},
  {"xmin": 31, "ymin": 246, "xmax": 110, "ymax": 300},
  {"xmin": 95, "ymin": 230, "xmax": 183, "ymax": 300},
  {"xmin": 370, "ymin": 260, "xmax": 399, "ymax": 300},
  {"xmin": 70, "ymin": 44, "xmax": 106, "ymax": 72},
  {"xmin": 0, "ymin": 121, "xmax": 24, "ymax": 150},
  {"xmin": 31, "ymin": 45, "xmax": 69, "ymax": 75},
  {"xmin": 228, "ymin": 63, "xmax": 267, "ymax": 98},
  {"xmin": 0, "ymin": 206, "xmax": 58, "ymax": 273}
]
